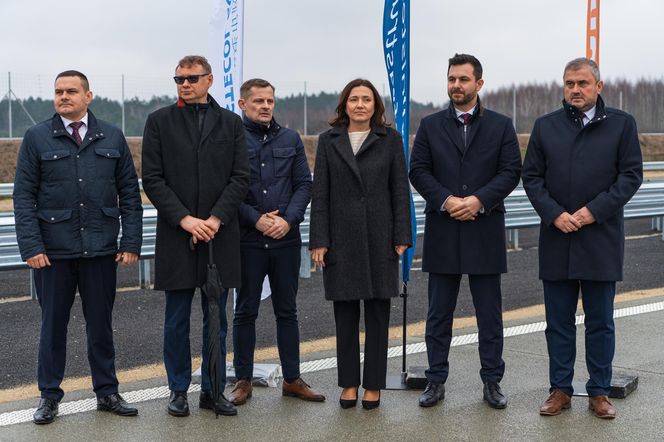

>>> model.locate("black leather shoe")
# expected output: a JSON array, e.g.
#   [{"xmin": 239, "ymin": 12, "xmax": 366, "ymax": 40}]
[
  {"xmin": 419, "ymin": 382, "xmax": 445, "ymax": 407},
  {"xmin": 361, "ymin": 391, "xmax": 380, "ymax": 410},
  {"xmin": 168, "ymin": 391, "xmax": 190, "ymax": 417},
  {"xmin": 33, "ymin": 398, "xmax": 58, "ymax": 425},
  {"xmin": 97, "ymin": 393, "xmax": 138, "ymax": 416},
  {"xmin": 199, "ymin": 391, "xmax": 237, "ymax": 416},
  {"xmin": 483, "ymin": 382, "xmax": 507, "ymax": 409}
]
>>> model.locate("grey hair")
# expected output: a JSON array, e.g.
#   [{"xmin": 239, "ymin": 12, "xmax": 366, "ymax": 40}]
[{"xmin": 564, "ymin": 57, "xmax": 601, "ymax": 82}]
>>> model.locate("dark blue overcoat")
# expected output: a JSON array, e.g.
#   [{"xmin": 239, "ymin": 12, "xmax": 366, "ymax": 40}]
[{"xmin": 409, "ymin": 103, "xmax": 522, "ymax": 274}]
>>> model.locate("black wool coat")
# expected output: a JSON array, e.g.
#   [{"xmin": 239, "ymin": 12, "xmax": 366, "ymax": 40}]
[
  {"xmin": 522, "ymin": 96, "xmax": 643, "ymax": 281},
  {"xmin": 409, "ymin": 103, "xmax": 522, "ymax": 275},
  {"xmin": 309, "ymin": 125, "xmax": 412, "ymax": 301},
  {"xmin": 142, "ymin": 97, "xmax": 250, "ymax": 290}
]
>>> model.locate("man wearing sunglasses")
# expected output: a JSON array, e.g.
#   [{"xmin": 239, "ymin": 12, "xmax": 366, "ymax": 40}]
[{"xmin": 142, "ymin": 55, "xmax": 250, "ymax": 418}]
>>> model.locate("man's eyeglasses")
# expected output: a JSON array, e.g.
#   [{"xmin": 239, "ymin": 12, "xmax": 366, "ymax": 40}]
[{"xmin": 173, "ymin": 73, "xmax": 210, "ymax": 85}]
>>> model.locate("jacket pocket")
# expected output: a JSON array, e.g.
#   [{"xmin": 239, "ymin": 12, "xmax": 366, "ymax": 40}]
[
  {"xmin": 94, "ymin": 147, "xmax": 121, "ymax": 178},
  {"xmin": 272, "ymin": 147, "xmax": 296, "ymax": 177},
  {"xmin": 37, "ymin": 209, "xmax": 73, "ymax": 253},
  {"xmin": 100, "ymin": 207, "xmax": 121, "ymax": 250},
  {"xmin": 40, "ymin": 150, "xmax": 71, "ymax": 180}
]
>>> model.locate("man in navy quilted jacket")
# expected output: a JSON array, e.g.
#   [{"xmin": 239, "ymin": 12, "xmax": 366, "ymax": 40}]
[
  {"xmin": 13, "ymin": 70, "xmax": 143, "ymax": 424},
  {"xmin": 229, "ymin": 78, "xmax": 324, "ymax": 405}
]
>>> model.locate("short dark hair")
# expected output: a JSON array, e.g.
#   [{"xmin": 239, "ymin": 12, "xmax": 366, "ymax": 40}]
[
  {"xmin": 176, "ymin": 55, "xmax": 212, "ymax": 74},
  {"xmin": 330, "ymin": 78, "xmax": 388, "ymax": 128},
  {"xmin": 55, "ymin": 70, "xmax": 90, "ymax": 91},
  {"xmin": 240, "ymin": 78, "xmax": 275, "ymax": 99},
  {"xmin": 448, "ymin": 53, "xmax": 483, "ymax": 80},
  {"xmin": 564, "ymin": 57, "xmax": 601, "ymax": 82}
]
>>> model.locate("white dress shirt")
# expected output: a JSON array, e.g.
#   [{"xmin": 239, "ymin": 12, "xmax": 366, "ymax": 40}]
[{"xmin": 60, "ymin": 113, "xmax": 89, "ymax": 140}]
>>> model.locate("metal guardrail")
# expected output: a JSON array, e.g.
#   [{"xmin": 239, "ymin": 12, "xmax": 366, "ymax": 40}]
[
  {"xmin": 2, "ymin": 183, "xmax": 664, "ymax": 297},
  {"xmin": 1, "ymin": 161, "xmax": 664, "ymax": 198}
]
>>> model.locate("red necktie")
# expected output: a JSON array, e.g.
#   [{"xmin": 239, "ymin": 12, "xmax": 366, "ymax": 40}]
[
  {"xmin": 69, "ymin": 121, "xmax": 83, "ymax": 145},
  {"xmin": 460, "ymin": 113, "xmax": 471, "ymax": 126}
]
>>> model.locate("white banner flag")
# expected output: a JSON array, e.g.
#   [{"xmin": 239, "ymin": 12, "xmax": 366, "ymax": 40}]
[{"xmin": 209, "ymin": 0, "xmax": 244, "ymax": 115}]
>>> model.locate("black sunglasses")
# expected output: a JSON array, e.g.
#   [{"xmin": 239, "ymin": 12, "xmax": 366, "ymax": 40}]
[{"xmin": 173, "ymin": 73, "xmax": 210, "ymax": 85}]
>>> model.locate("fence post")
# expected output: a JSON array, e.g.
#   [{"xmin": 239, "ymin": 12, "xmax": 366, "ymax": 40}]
[
  {"xmin": 8, "ymin": 72, "xmax": 12, "ymax": 138},
  {"xmin": 303, "ymin": 81, "xmax": 308, "ymax": 135},
  {"xmin": 121, "ymin": 74, "xmax": 126, "ymax": 134}
]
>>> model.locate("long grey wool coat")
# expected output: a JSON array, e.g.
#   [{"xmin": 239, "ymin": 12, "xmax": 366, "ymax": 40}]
[{"xmin": 309, "ymin": 125, "xmax": 412, "ymax": 301}]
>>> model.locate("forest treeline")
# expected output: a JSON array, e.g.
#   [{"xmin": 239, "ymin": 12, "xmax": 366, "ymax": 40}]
[{"xmin": 1, "ymin": 79, "xmax": 662, "ymax": 137}]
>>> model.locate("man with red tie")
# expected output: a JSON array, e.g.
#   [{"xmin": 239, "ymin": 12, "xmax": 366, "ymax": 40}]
[
  {"xmin": 13, "ymin": 70, "xmax": 143, "ymax": 424},
  {"xmin": 409, "ymin": 54, "xmax": 522, "ymax": 409}
]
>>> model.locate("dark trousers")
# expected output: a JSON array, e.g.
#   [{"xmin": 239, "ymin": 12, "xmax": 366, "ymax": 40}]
[
  {"xmin": 543, "ymin": 280, "xmax": 616, "ymax": 397},
  {"xmin": 333, "ymin": 299, "xmax": 391, "ymax": 390},
  {"xmin": 233, "ymin": 246, "xmax": 301, "ymax": 380},
  {"xmin": 34, "ymin": 255, "xmax": 118, "ymax": 401},
  {"xmin": 425, "ymin": 273, "xmax": 505, "ymax": 384},
  {"xmin": 163, "ymin": 288, "xmax": 229, "ymax": 393}
]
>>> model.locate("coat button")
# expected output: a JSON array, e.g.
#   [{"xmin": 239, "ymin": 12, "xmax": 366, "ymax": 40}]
[
  {"xmin": 462, "ymin": 185, "xmax": 468, "ymax": 190},
  {"xmin": 84, "ymin": 251, "xmax": 88, "ymax": 255},
  {"xmin": 264, "ymin": 244, "xmax": 269, "ymax": 249},
  {"xmin": 263, "ymin": 189, "xmax": 267, "ymax": 194},
  {"xmin": 261, "ymin": 163, "xmax": 265, "ymax": 167},
  {"xmin": 78, "ymin": 178, "xmax": 83, "ymax": 182}
]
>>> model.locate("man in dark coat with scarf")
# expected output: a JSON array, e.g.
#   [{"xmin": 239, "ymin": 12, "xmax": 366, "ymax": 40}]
[
  {"xmin": 409, "ymin": 54, "xmax": 522, "ymax": 409},
  {"xmin": 523, "ymin": 58, "xmax": 642, "ymax": 419},
  {"xmin": 142, "ymin": 55, "xmax": 249, "ymax": 417},
  {"xmin": 229, "ymin": 78, "xmax": 324, "ymax": 406}
]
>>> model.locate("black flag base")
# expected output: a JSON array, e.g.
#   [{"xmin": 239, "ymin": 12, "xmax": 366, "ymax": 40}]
[
  {"xmin": 385, "ymin": 367, "xmax": 428, "ymax": 390},
  {"xmin": 384, "ymin": 282, "xmax": 428, "ymax": 390},
  {"xmin": 571, "ymin": 373, "xmax": 638, "ymax": 398}
]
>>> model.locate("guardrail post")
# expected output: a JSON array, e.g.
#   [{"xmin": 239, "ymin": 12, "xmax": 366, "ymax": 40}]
[
  {"xmin": 652, "ymin": 216, "xmax": 662, "ymax": 232},
  {"xmin": 139, "ymin": 259, "xmax": 152, "ymax": 289},
  {"xmin": 507, "ymin": 228, "xmax": 520, "ymax": 250},
  {"xmin": 299, "ymin": 246, "xmax": 311, "ymax": 278},
  {"xmin": 30, "ymin": 269, "xmax": 37, "ymax": 300}
]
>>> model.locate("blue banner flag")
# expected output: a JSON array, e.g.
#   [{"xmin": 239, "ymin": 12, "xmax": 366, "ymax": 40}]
[{"xmin": 383, "ymin": 0, "xmax": 416, "ymax": 282}]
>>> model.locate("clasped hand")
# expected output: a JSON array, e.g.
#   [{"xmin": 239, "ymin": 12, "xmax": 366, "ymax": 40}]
[
  {"xmin": 445, "ymin": 195, "xmax": 482, "ymax": 221},
  {"xmin": 180, "ymin": 214, "xmax": 222, "ymax": 244},
  {"xmin": 255, "ymin": 210, "xmax": 291, "ymax": 240},
  {"xmin": 553, "ymin": 207, "xmax": 595, "ymax": 233}
]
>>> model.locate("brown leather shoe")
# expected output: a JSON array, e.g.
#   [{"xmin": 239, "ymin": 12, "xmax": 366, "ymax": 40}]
[
  {"xmin": 228, "ymin": 379, "xmax": 253, "ymax": 406},
  {"xmin": 539, "ymin": 390, "xmax": 572, "ymax": 416},
  {"xmin": 589, "ymin": 395, "xmax": 617, "ymax": 419},
  {"xmin": 282, "ymin": 378, "xmax": 326, "ymax": 402}
]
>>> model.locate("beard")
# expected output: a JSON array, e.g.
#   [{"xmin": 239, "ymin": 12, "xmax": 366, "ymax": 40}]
[{"xmin": 448, "ymin": 89, "xmax": 476, "ymax": 107}]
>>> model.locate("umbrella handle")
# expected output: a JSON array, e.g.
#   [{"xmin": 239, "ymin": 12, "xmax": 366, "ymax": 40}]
[{"xmin": 208, "ymin": 240, "xmax": 214, "ymax": 265}]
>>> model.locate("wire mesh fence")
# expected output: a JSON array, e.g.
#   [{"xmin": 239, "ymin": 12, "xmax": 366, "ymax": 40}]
[{"xmin": 2, "ymin": 72, "xmax": 663, "ymax": 138}]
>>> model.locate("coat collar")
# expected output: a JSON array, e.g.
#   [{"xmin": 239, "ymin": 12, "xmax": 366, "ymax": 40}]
[
  {"xmin": 175, "ymin": 94, "xmax": 223, "ymax": 146},
  {"xmin": 562, "ymin": 94, "xmax": 608, "ymax": 127},
  {"xmin": 441, "ymin": 98, "xmax": 483, "ymax": 154},
  {"xmin": 50, "ymin": 109, "xmax": 105, "ymax": 149},
  {"xmin": 243, "ymin": 115, "xmax": 282, "ymax": 139},
  {"xmin": 328, "ymin": 124, "xmax": 388, "ymax": 193}
]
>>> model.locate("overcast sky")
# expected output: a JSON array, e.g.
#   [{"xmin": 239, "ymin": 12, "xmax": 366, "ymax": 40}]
[{"xmin": 1, "ymin": 0, "xmax": 662, "ymax": 104}]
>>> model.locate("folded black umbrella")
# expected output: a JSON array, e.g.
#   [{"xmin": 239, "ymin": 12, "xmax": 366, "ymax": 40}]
[{"xmin": 201, "ymin": 240, "xmax": 223, "ymax": 417}]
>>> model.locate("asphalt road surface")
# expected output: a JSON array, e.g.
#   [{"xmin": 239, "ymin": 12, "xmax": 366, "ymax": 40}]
[{"xmin": 1, "ymin": 220, "xmax": 662, "ymax": 390}]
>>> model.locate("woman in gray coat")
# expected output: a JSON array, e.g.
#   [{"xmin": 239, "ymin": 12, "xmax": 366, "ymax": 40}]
[{"xmin": 309, "ymin": 79, "xmax": 412, "ymax": 409}]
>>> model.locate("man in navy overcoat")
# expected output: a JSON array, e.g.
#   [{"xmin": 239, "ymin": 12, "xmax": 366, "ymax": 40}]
[
  {"xmin": 410, "ymin": 54, "xmax": 522, "ymax": 409},
  {"xmin": 523, "ymin": 58, "xmax": 642, "ymax": 419}
]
